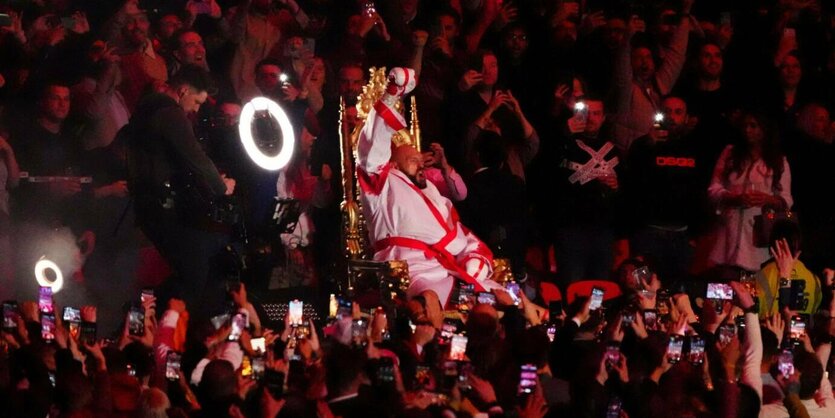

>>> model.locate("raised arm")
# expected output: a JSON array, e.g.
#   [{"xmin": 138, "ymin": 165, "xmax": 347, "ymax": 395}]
[
  {"xmin": 357, "ymin": 68, "xmax": 416, "ymax": 175},
  {"xmin": 655, "ymin": 15, "xmax": 691, "ymax": 95}
]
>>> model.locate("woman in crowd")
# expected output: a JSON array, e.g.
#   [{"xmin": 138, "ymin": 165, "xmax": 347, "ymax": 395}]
[
  {"xmin": 274, "ymin": 124, "xmax": 332, "ymax": 288},
  {"xmin": 707, "ymin": 112, "xmax": 793, "ymax": 272}
]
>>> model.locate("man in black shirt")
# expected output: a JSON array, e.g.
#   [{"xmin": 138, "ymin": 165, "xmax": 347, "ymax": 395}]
[
  {"xmin": 548, "ymin": 98, "xmax": 621, "ymax": 284},
  {"xmin": 127, "ymin": 65, "xmax": 235, "ymax": 316},
  {"xmin": 625, "ymin": 96, "xmax": 705, "ymax": 284}
]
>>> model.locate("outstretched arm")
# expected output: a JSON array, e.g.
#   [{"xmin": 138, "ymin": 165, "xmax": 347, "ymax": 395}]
[{"xmin": 356, "ymin": 68, "xmax": 417, "ymax": 175}]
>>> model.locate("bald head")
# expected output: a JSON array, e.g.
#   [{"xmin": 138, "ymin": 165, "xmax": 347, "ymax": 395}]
[{"xmin": 392, "ymin": 144, "xmax": 427, "ymax": 188}]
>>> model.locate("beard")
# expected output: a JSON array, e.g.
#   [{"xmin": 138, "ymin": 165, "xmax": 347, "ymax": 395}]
[{"xmin": 406, "ymin": 170, "xmax": 428, "ymax": 189}]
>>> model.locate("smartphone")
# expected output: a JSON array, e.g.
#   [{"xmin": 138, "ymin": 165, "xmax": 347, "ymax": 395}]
[
  {"xmin": 718, "ymin": 323, "xmax": 736, "ymax": 345},
  {"xmin": 63, "ymin": 306, "xmax": 81, "ymax": 323},
  {"xmin": 549, "ymin": 301, "xmax": 564, "ymax": 321},
  {"xmin": 80, "ymin": 321, "xmax": 97, "ymax": 346},
  {"xmin": 790, "ymin": 315, "xmax": 806, "ymax": 342},
  {"xmin": 128, "ymin": 306, "xmax": 145, "ymax": 336},
  {"xmin": 363, "ymin": 0, "xmax": 376, "ymax": 17},
  {"xmin": 657, "ymin": 293, "xmax": 671, "ymax": 317},
  {"xmin": 166, "ymin": 351, "xmax": 181, "ymax": 381},
  {"xmin": 0, "ymin": 14, "xmax": 12, "ymax": 27},
  {"xmin": 605, "ymin": 343, "xmax": 621, "ymax": 367},
  {"xmin": 41, "ymin": 313, "xmax": 56, "ymax": 342},
  {"xmin": 294, "ymin": 323, "xmax": 311, "ymax": 340},
  {"xmin": 329, "ymin": 294, "xmax": 338, "ymax": 318},
  {"xmin": 351, "ymin": 318, "xmax": 368, "ymax": 347},
  {"xmin": 778, "ymin": 349, "xmax": 794, "ymax": 378},
  {"xmin": 288, "ymin": 300, "xmax": 304, "ymax": 326},
  {"xmin": 642, "ymin": 309, "xmax": 658, "ymax": 330},
  {"xmin": 140, "ymin": 288, "xmax": 154, "ymax": 303},
  {"xmin": 449, "ymin": 334, "xmax": 468, "ymax": 361},
  {"xmin": 375, "ymin": 356, "xmax": 395, "ymax": 384},
  {"xmin": 38, "ymin": 286, "xmax": 54, "ymax": 314},
  {"xmin": 240, "ymin": 355, "xmax": 252, "ymax": 378},
  {"xmin": 252, "ymin": 355, "xmax": 266, "ymax": 380},
  {"xmin": 457, "ymin": 284, "xmax": 476, "ymax": 312},
  {"xmin": 228, "ymin": 312, "xmax": 247, "ymax": 341},
  {"xmin": 632, "ymin": 266, "xmax": 652, "ymax": 288},
  {"xmin": 574, "ymin": 101, "xmax": 588, "ymax": 123},
  {"xmin": 790, "ymin": 280, "xmax": 808, "ymax": 311},
  {"xmin": 251, "ymin": 337, "xmax": 266, "ymax": 353},
  {"xmin": 265, "ymin": 369, "xmax": 284, "ymax": 398},
  {"xmin": 518, "ymin": 364, "xmax": 538, "ymax": 396},
  {"xmin": 606, "ymin": 396, "xmax": 623, "ymax": 418},
  {"xmin": 688, "ymin": 336, "xmax": 706, "ymax": 365},
  {"xmin": 441, "ymin": 318, "xmax": 462, "ymax": 343},
  {"xmin": 706, "ymin": 283, "xmax": 734, "ymax": 300},
  {"xmin": 3, "ymin": 301, "xmax": 18, "ymax": 329},
  {"xmin": 477, "ymin": 292, "xmax": 496, "ymax": 306},
  {"xmin": 622, "ymin": 311, "xmax": 635, "ymax": 326},
  {"xmin": 720, "ymin": 12, "xmax": 731, "ymax": 26},
  {"xmin": 415, "ymin": 365, "xmax": 432, "ymax": 389},
  {"xmin": 590, "ymin": 287, "xmax": 604, "ymax": 311},
  {"xmin": 667, "ymin": 335, "xmax": 684, "ymax": 364},
  {"xmin": 734, "ymin": 315, "xmax": 747, "ymax": 330},
  {"xmin": 458, "ymin": 362, "xmax": 473, "ymax": 391},
  {"xmin": 546, "ymin": 325, "xmax": 557, "ymax": 342},
  {"xmin": 210, "ymin": 313, "xmax": 230, "ymax": 330},
  {"xmin": 505, "ymin": 282, "xmax": 522, "ymax": 306},
  {"xmin": 337, "ymin": 297, "xmax": 352, "ymax": 318}
]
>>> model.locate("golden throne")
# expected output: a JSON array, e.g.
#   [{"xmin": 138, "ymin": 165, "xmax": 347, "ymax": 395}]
[{"xmin": 337, "ymin": 68, "xmax": 514, "ymax": 298}]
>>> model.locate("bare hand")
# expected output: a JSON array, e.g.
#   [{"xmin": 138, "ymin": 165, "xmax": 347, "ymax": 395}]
[
  {"xmin": 771, "ymin": 238, "xmax": 800, "ymax": 278},
  {"xmin": 765, "ymin": 312, "xmax": 785, "ymax": 347},
  {"xmin": 169, "ymin": 298, "xmax": 186, "ymax": 314},
  {"xmin": 320, "ymin": 164, "xmax": 332, "ymax": 182},
  {"xmin": 567, "ymin": 115, "xmax": 587, "ymax": 133},
  {"xmin": 431, "ymin": 36, "xmax": 452, "ymax": 57},
  {"xmin": 81, "ymin": 305, "xmax": 97, "ymax": 323},
  {"xmin": 458, "ymin": 70, "xmax": 484, "ymax": 91},
  {"xmin": 597, "ymin": 173, "xmax": 618, "ymax": 190},
  {"xmin": 495, "ymin": 2, "xmax": 519, "ymax": 29},
  {"xmin": 729, "ymin": 281, "xmax": 755, "ymax": 311},
  {"xmin": 487, "ymin": 90, "xmax": 510, "ymax": 113},
  {"xmin": 412, "ymin": 30, "xmax": 428, "ymax": 47},
  {"xmin": 468, "ymin": 374, "xmax": 497, "ymax": 404},
  {"xmin": 49, "ymin": 181, "xmax": 82, "ymax": 198},
  {"xmin": 222, "ymin": 175, "xmax": 236, "ymax": 195},
  {"xmin": 229, "ymin": 282, "xmax": 247, "ymax": 308},
  {"xmin": 429, "ymin": 143, "xmax": 448, "ymax": 169},
  {"xmin": 574, "ymin": 297, "xmax": 592, "ymax": 324}
]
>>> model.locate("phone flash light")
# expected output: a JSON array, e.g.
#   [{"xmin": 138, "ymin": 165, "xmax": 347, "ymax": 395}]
[
  {"xmin": 279, "ymin": 73, "xmax": 289, "ymax": 83},
  {"xmin": 654, "ymin": 113, "xmax": 665, "ymax": 123},
  {"xmin": 574, "ymin": 102, "xmax": 586, "ymax": 111},
  {"xmin": 35, "ymin": 257, "xmax": 64, "ymax": 293}
]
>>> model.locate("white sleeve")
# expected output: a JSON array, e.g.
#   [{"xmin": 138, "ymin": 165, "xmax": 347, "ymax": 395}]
[{"xmin": 740, "ymin": 312, "xmax": 764, "ymax": 403}]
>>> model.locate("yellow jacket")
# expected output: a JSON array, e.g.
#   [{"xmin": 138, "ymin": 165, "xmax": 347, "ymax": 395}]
[{"xmin": 756, "ymin": 260, "xmax": 822, "ymax": 318}]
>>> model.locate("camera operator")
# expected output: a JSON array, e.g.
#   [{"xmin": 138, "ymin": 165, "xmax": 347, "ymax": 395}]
[{"xmin": 127, "ymin": 65, "xmax": 236, "ymax": 318}]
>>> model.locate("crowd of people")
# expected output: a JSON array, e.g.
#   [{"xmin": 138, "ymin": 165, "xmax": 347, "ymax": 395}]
[{"xmin": 3, "ymin": 0, "xmax": 835, "ymax": 417}]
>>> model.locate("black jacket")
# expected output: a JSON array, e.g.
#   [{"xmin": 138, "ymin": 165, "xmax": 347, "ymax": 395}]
[{"xmin": 126, "ymin": 93, "xmax": 226, "ymax": 214}]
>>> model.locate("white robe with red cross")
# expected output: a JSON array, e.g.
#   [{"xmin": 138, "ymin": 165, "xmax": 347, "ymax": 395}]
[{"xmin": 356, "ymin": 100, "xmax": 501, "ymax": 305}]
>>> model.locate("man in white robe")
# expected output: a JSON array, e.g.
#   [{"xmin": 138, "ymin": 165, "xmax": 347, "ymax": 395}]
[{"xmin": 356, "ymin": 68, "xmax": 502, "ymax": 305}]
